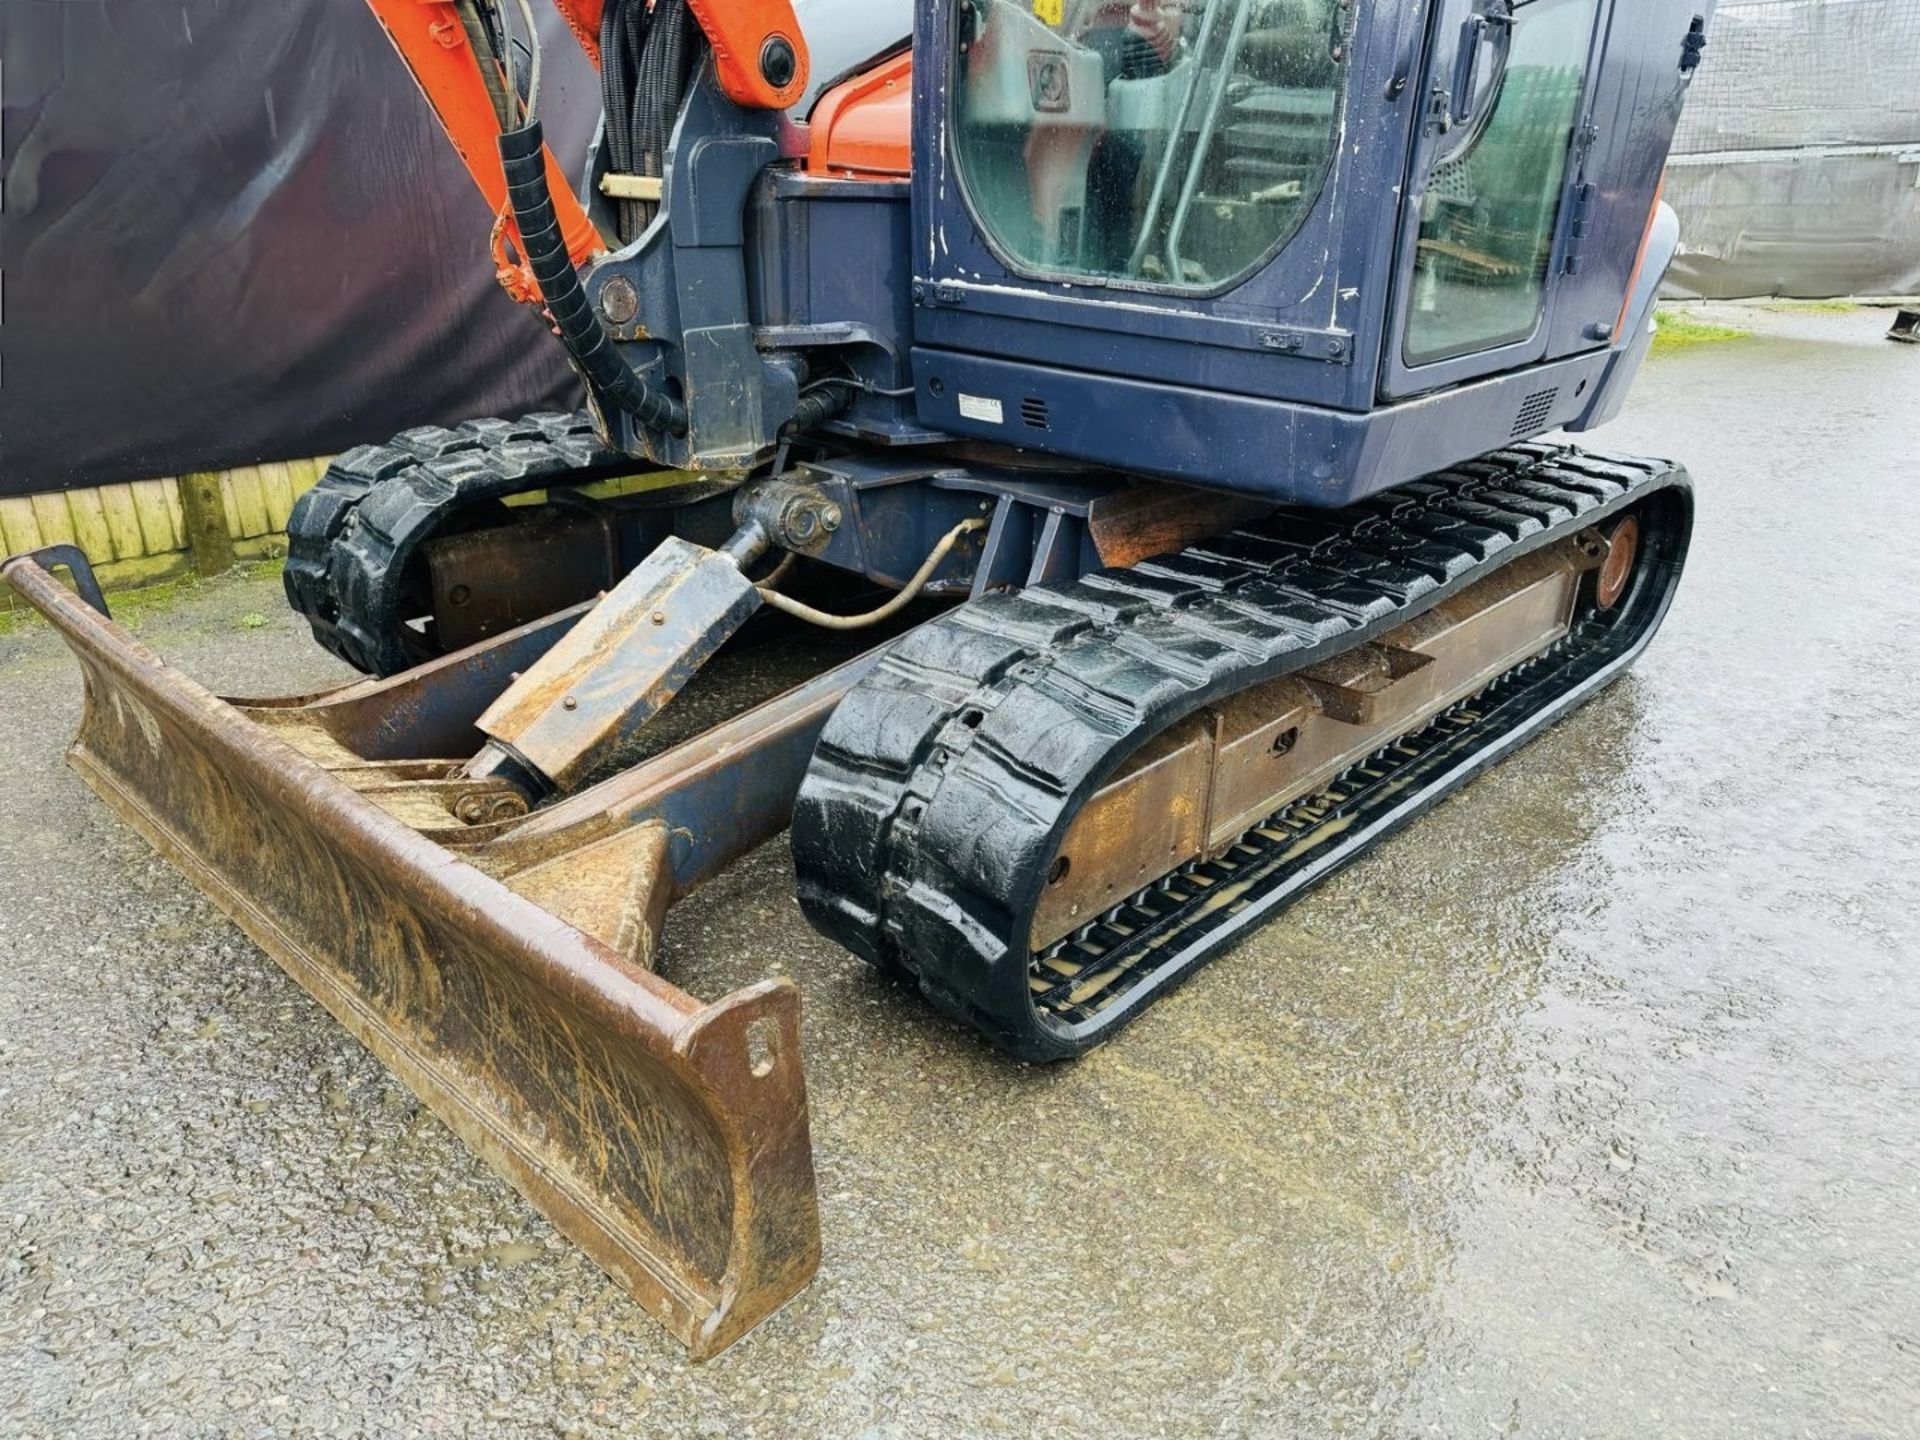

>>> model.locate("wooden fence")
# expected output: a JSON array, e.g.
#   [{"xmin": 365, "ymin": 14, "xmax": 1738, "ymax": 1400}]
[{"xmin": 1, "ymin": 459, "xmax": 334, "ymax": 607}]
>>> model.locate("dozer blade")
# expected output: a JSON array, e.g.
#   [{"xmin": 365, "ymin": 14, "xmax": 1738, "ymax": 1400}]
[{"xmin": 3, "ymin": 551, "xmax": 820, "ymax": 1359}]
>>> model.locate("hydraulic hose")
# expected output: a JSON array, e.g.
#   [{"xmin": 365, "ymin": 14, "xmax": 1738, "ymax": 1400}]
[
  {"xmin": 598, "ymin": 0, "xmax": 700, "ymax": 241},
  {"xmin": 757, "ymin": 518, "xmax": 987, "ymax": 631},
  {"xmin": 785, "ymin": 380, "xmax": 858, "ymax": 436},
  {"xmin": 497, "ymin": 121, "xmax": 688, "ymax": 436}
]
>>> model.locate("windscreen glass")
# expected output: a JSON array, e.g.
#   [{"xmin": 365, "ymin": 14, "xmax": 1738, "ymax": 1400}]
[{"xmin": 952, "ymin": 0, "xmax": 1347, "ymax": 291}]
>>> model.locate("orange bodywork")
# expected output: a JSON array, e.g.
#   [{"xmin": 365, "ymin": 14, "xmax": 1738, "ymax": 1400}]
[
  {"xmin": 550, "ymin": 0, "xmax": 605, "ymax": 66},
  {"xmin": 1613, "ymin": 174, "xmax": 1668, "ymax": 343},
  {"xmin": 550, "ymin": 0, "xmax": 810, "ymax": 108},
  {"xmin": 806, "ymin": 51, "xmax": 913, "ymax": 180},
  {"xmin": 366, "ymin": 0, "xmax": 603, "ymax": 292},
  {"xmin": 688, "ymin": 0, "xmax": 810, "ymax": 110}
]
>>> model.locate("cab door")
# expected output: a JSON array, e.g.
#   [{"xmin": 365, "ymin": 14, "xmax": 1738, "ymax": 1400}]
[
  {"xmin": 1380, "ymin": 0, "xmax": 1614, "ymax": 400},
  {"xmin": 1541, "ymin": 0, "xmax": 1714, "ymax": 359}
]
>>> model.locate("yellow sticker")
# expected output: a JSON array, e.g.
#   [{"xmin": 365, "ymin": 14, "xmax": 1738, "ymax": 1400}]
[{"xmin": 1034, "ymin": 0, "xmax": 1065, "ymax": 27}]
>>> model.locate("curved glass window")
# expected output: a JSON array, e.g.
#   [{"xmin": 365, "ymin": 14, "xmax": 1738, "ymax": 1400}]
[{"xmin": 952, "ymin": 0, "xmax": 1347, "ymax": 291}]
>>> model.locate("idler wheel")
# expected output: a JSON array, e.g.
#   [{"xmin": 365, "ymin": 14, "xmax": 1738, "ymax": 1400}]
[{"xmin": 1596, "ymin": 514, "xmax": 1640, "ymax": 609}]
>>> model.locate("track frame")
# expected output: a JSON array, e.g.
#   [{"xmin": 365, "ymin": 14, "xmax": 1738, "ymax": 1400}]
[{"xmin": 795, "ymin": 443, "xmax": 1694, "ymax": 1059}]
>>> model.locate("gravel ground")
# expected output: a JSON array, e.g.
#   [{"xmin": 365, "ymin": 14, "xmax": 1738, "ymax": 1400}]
[{"xmin": 2, "ymin": 304, "xmax": 1916, "ymax": 1438}]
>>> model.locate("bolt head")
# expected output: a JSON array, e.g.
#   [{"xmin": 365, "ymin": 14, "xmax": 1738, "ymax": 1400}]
[
  {"xmin": 599, "ymin": 276, "xmax": 640, "ymax": 327},
  {"xmin": 562, "ymin": 695, "xmax": 579, "ymax": 711}
]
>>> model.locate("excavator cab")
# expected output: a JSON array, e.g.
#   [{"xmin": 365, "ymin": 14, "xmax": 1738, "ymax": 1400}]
[
  {"xmin": 916, "ymin": 0, "xmax": 1700, "ymax": 496},
  {"xmin": 5, "ymin": 0, "xmax": 1713, "ymax": 1361}
]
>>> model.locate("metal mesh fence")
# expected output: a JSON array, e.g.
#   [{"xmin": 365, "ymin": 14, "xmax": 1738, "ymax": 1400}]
[
  {"xmin": 1663, "ymin": 0, "xmax": 1920, "ymax": 297},
  {"xmin": 1673, "ymin": 0, "xmax": 1920, "ymax": 153}
]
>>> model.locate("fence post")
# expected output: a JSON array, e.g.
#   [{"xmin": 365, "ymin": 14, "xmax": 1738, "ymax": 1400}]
[{"xmin": 177, "ymin": 472, "xmax": 237, "ymax": 576}]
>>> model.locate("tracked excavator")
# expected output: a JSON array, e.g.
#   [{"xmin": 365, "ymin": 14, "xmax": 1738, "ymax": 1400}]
[{"xmin": 5, "ymin": 0, "xmax": 1714, "ymax": 1355}]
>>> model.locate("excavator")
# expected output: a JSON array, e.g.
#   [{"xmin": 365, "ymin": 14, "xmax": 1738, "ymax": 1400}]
[{"xmin": 4, "ymin": 0, "xmax": 1713, "ymax": 1356}]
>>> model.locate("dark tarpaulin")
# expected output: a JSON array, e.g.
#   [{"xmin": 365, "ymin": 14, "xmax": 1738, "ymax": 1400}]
[{"xmin": 0, "ymin": 0, "xmax": 600, "ymax": 496}]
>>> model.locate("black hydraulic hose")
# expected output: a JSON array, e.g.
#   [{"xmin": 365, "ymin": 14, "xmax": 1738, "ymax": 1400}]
[
  {"xmin": 600, "ymin": 0, "xmax": 655, "ymax": 240},
  {"xmin": 786, "ymin": 380, "xmax": 858, "ymax": 435},
  {"xmin": 497, "ymin": 121, "xmax": 687, "ymax": 436},
  {"xmin": 636, "ymin": 1, "xmax": 695, "ymax": 177},
  {"xmin": 599, "ymin": 1, "xmax": 633, "ymax": 172},
  {"xmin": 596, "ymin": 0, "xmax": 699, "ymax": 241}
]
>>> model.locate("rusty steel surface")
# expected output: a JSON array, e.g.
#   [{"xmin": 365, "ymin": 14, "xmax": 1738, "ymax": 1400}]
[
  {"xmin": 483, "ymin": 650, "xmax": 880, "ymax": 889},
  {"xmin": 1597, "ymin": 515, "xmax": 1641, "ymax": 609},
  {"xmin": 425, "ymin": 509, "xmax": 619, "ymax": 653},
  {"xmin": 285, "ymin": 602, "xmax": 592, "ymax": 761},
  {"xmin": 0, "ymin": 553, "xmax": 822, "ymax": 1359},
  {"xmin": 1086, "ymin": 485, "xmax": 1275, "ymax": 570},
  {"xmin": 1029, "ymin": 538, "xmax": 1593, "ymax": 951},
  {"xmin": 477, "ymin": 538, "xmax": 764, "ymax": 792}
]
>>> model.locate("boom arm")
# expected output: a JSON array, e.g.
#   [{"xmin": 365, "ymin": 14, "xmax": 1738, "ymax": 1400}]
[
  {"xmin": 549, "ymin": 0, "xmax": 809, "ymax": 106},
  {"xmin": 367, "ymin": 0, "xmax": 602, "ymax": 275},
  {"xmin": 364, "ymin": 0, "xmax": 810, "ymax": 291}
]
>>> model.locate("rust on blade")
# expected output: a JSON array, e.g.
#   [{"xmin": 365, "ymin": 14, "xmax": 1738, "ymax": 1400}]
[{"xmin": 2, "ymin": 554, "xmax": 821, "ymax": 1359}]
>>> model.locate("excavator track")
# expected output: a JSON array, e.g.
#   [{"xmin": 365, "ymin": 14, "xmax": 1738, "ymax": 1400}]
[
  {"xmin": 794, "ymin": 442, "xmax": 1692, "ymax": 1061},
  {"xmin": 284, "ymin": 411, "xmax": 630, "ymax": 675}
]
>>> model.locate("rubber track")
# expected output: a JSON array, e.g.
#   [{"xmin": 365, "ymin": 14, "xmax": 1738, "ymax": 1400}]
[
  {"xmin": 792, "ymin": 441, "xmax": 1691, "ymax": 1061},
  {"xmin": 284, "ymin": 411, "xmax": 629, "ymax": 676}
]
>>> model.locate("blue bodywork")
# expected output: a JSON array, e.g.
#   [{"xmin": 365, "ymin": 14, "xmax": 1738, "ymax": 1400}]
[
  {"xmin": 907, "ymin": 0, "xmax": 1704, "ymax": 505},
  {"xmin": 578, "ymin": 0, "xmax": 1711, "ymax": 514}
]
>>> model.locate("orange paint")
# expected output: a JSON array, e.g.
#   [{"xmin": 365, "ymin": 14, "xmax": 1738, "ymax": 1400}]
[
  {"xmin": 806, "ymin": 51, "xmax": 913, "ymax": 180},
  {"xmin": 550, "ymin": 0, "xmax": 605, "ymax": 67},
  {"xmin": 364, "ymin": 0, "xmax": 602, "ymax": 293},
  {"xmin": 1612, "ymin": 174, "xmax": 1667, "ymax": 344},
  {"xmin": 687, "ymin": 0, "xmax": 810, "ymax": 111}
]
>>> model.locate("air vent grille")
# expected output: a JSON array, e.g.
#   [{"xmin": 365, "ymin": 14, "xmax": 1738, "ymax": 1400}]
[
  {"xmin": 1511, "ymin": 388, "xmax": 1559, "ymax": 437},
  {"xmin": 1020, "ymin": 397, "xmax": 1051, "ymax": 431}
]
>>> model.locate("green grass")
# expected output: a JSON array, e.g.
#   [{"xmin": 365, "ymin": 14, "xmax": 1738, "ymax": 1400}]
[
  {"xmin": 1651, "ymin": 309, "xmax": 1748, "ymax": 354},
  {"xmin": 0, "ymin": 557, "xmax": 291, "ymax": 640},
  {"xmin": 2, "ymin": 574, "xmax": 200, "ymax": 636},
  {"xmin": 86, "ymin": 574, "xmax": 208, "ymax": 630},
  {"xmin": 1762, "ymin": 298, "xmax": 1858, "ymax": 313}
]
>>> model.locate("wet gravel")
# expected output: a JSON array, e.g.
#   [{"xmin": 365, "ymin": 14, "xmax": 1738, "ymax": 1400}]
[{"xmin": 2, "ymin": 305, "xmax": 1916, "ymax": 1437}]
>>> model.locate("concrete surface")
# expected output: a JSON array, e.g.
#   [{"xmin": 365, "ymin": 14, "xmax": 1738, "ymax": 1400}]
[{"xmin": 2, "ymin": 305, "xmax": 1916, "ymax": 1438}]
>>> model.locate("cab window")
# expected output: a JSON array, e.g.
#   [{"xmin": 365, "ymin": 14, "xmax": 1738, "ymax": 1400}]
[{"xmin": 953, "ymin": 0, "xmax": 1348, "ymax": 291}]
